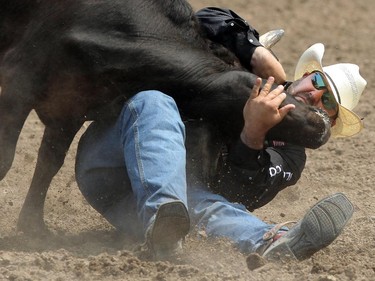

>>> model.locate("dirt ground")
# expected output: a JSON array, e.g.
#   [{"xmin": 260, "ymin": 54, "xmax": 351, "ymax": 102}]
[{"xmin": 0, "ymin": 0, "xmax": 374, "ymax": 280}]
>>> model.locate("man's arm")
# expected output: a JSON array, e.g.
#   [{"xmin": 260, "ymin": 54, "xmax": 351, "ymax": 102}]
[{"xmin": 196, "ymin": 7, "xmax": 286, "ymax": 83}]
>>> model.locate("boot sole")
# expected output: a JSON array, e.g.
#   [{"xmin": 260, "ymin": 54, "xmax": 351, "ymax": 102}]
[
  {"xmin": 263, "ymin": 192, "xmax": 354, "ymax": 261},
  {"xmin": 149, "ymin": 201, "xmax": 190, "ymax": 258}
]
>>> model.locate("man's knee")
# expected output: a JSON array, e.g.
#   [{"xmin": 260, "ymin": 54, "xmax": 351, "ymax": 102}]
[
  {"xmin": 128, "ymin": 90, "xmax": 184, "ymax": 128},
  {"xmin": 132, "ymin": 90, "xmax": 177, "ymax": 110}
]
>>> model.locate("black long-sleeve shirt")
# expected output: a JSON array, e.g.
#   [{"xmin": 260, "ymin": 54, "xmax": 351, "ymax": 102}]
[
  {"xmin": 185, "ymin": 120, "xmax": 306, "ymax": 211},
  {"xmin": 213, "ymin": 139, "xmax": 306, "ymax": 210}
]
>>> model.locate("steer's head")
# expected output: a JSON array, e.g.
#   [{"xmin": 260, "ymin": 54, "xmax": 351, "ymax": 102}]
[{"xmin": 267, "ymin": 91, "xmax": 331, "ymax": 149}]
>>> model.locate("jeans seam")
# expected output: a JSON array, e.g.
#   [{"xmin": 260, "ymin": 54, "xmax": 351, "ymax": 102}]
[{"xmin": 126, "ymin": 100, "xmax": 150, "ymax": 197}]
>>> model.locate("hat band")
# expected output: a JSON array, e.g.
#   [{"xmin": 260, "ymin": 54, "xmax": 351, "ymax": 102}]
[{"xmin": 324, "ymin": 71, "xmax": 341, "ymax": 104}]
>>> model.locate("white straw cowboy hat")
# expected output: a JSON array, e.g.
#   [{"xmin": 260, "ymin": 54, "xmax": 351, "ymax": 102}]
[{"xmin": 294, "ymin": 43, "xmax": 367, "ymax": 137}]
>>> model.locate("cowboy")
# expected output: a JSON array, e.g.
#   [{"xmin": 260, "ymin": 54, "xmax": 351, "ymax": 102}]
[
  {"xmin": 74, "ymin": 42, "xmax": 367, "ymax": 262},
  {"xmin": 74, "ymin": 8, "xmax": 367, "ymax": 261}
]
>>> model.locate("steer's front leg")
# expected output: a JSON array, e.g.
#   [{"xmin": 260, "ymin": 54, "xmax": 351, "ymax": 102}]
[{"xmin": 17, "ymin": 121, "xmax": 82, "ymax": 235}]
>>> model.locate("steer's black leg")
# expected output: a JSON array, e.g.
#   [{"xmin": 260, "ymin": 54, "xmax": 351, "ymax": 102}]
[
  {"xmin": 17, "ymin": 121, "xmax": 83, "ymax": 235},
  {"xmin": 0, "ymin": 83, "xmax": 34, "ymax": 181}
]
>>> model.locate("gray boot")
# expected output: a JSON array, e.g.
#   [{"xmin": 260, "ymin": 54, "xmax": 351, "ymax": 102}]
[
  {"xmin": 145, "ymin": 201, "xmax": 190, "ymax": 259},
  {"xmin": 258, "ymin": 193, "xmax": 354, "ymax": 261}
]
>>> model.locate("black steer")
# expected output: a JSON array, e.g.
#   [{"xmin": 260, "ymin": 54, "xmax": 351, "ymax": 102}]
[{"xmin": 0, "ymin": 0, "xmax": 330, "ymax": 234}]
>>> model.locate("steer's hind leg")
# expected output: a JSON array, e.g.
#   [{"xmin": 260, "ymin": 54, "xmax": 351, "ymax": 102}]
[{"xmin": 17, "ymin": 121, "xmax": 83, "ymax": 235}]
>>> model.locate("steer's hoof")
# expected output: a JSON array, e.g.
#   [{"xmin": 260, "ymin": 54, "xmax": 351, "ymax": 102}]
[{"xmin": 17, "ymin": 214, "xmax": 50, "ymax": 237}]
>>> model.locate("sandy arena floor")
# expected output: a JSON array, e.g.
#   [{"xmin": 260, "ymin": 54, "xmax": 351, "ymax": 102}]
[{"xmin": 0, "ymin": 0, "xmax": 374, "ymax": 280}]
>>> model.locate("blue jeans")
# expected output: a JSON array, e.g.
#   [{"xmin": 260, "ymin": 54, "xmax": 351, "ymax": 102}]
[{"xmin": 75, "ymin": 90, "xmax": 272, "ymax": 254}]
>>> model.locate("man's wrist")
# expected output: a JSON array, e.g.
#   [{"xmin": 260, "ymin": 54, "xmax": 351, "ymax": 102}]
[{"xmin": 240, "ymin": 130, "xmax": 265, "ymax": 150}]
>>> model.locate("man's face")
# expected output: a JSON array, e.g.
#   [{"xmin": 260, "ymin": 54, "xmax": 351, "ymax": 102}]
[{"xmin": 286, "ymin": 71, "xmax": 339, "ymax": 123}]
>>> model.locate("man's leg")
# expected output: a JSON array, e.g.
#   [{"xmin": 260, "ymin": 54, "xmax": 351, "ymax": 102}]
[
  {"xmin": 188, "ymin": 183, "xmax": 271, "ymax": 254},
  {"xmin": 76, "ymin": 91, "xmax": 190, "ymax": 257},
  {"xmin": 119, "ymin": 90, "xmax": 190, "ymax": 257},
  {"xmin": 76, "ymin": 110, "xmax": 143, "ymax": 238},
  {"xmin": 188, "ymin": 183, "xmax": 353, "ymax": 261}
]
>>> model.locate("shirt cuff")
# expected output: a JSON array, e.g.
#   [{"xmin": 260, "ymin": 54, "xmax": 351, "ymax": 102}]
[{"xmin": 229, "ymin": 139, "xmax": 268, "ymax": 169}]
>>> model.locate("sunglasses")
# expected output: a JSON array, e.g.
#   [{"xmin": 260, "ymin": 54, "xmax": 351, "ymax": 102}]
[{"xmin": 311, "ymin": 71, "xmax": 338, "ymax": 112}]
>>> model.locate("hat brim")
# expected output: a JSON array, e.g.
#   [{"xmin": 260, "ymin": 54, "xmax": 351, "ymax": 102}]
[
  {"xmin": 294, "ymin": 43, "xmax": 363, "ymax": 137},
  {"xmin": 332, "ymin": 105, "xmax": 363, "ymax": 137}
]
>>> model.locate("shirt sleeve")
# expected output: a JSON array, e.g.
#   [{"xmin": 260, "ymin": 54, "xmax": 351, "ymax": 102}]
[
  {"xmin": 210, "ymin": 139, "xmax": 306, "ymax": 211},
  {"xmin": 195, "ymin": 7, "xmax": 262, "ymax": 71}
]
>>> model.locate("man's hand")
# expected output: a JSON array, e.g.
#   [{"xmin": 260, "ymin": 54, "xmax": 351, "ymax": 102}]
[{"xmin": 240, "ymin": 77, "xmax": 295, "ymax": 149}]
